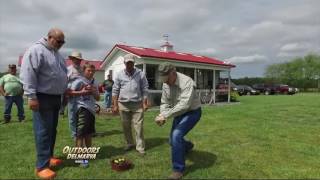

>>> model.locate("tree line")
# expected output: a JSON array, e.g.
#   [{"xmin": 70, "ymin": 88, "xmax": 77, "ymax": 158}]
[{"xmin": 233, "ymin": 54, "xmax": 320, "ymax": 91}]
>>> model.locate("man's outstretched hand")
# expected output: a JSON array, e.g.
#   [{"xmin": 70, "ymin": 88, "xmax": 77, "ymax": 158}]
[{"xmin": 155, "ymin": 114, "xmax": 166, "ymax": 126}]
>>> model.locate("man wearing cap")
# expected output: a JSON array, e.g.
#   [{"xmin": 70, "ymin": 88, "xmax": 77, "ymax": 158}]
[
  {"xmin": 66, "ymin": 51, "xmax": 84, "ymax": 138},
  {"xmin": 0, "ymin": 64, "xmax": 25, "ymax": 123},
  {"xmin": 112, "ymin": 54, "xmax": 149, "ymax": 156},
  {"xmin": 20, "ymin": 28, "xmax": 67, "ymax": 179},
  {"xmin": 155, "ymin": 63, "xmax": 201, "ymax": 179}
]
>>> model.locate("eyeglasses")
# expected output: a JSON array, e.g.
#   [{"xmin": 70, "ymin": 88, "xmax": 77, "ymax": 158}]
[
  {"xmin": 55, "ymin": 38, "xmax": 65, "ymax": 45},
  {"xmin": 50, "ymin": 36, "xmax": 65, "ymax": 45}
]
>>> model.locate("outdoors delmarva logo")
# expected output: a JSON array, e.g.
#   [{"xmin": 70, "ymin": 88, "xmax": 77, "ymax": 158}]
[{"xmin": 62, "ymin": 146, "xmax": 100, "ymax": 163}]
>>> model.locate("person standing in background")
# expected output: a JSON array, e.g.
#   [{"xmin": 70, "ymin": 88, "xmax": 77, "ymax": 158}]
[
  {"xmin": 112, "ymin": 54, "xmax": 149, "ymax": 156},
  {"xmin": 103, "ymin": 74, "xmax": 114, "ymax": 112},
  {"xmin": 0, "ymin": 64, "xmax": 25, "ymax": 123},
  {"xmin": 66, "ymin": 51, "xmax": 84, "ymax": 138}
]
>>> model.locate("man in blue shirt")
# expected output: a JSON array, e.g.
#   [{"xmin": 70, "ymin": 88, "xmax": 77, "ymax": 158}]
[{"xmin": 112, "ymin": 54, "xmax": 149, "ymax": 156}]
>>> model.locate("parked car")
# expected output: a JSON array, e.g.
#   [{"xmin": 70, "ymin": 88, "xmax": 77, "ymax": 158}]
[
  {"xmin": 215, "ymin": 83, "xmax": 238, "ymax": 96},
  {"xmin": 236, "ymin": 85, "xmax": 260, "ymax": 96},
  {"xmin": 215, "ymin": 83, "xmax": 239, "ymax": 101},
  {"xmin": 252, "ymin": 84, "xmax": 276, "ymax": 95},
  {"xmin": 252, "ymin": 83, "xmax": 296, "ymax": 95},
  {"xmin": 274, "ymin": 84, "xmax": 296, "ymax": 95}
]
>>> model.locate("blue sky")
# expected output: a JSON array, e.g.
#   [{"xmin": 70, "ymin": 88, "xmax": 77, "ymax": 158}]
[{"xmin": 0, "ymin": 0, "xmax": 319, "ymax": 77}]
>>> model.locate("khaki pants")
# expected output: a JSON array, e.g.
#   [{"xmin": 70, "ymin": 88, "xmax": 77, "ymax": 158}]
[{"xmin": 118, "ymin": 102, "xmax": 145, "ymax": 153}]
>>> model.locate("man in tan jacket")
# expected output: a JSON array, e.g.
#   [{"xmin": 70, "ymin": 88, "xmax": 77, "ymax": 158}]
[{"xmin": 155, "ymin": 63, "xmax": 202, "ymax": 179}]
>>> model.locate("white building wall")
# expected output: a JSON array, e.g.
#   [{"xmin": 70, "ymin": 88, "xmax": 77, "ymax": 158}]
[
  {"xmin": 104, "ymin": 52, "xmax": 126, "ymax": 80},
  {"xmin": 94, "ymin": 71, "xmax": 105, "ymax": 83}
]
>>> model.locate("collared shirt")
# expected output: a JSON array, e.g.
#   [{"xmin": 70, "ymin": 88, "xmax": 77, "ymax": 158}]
[
  {"xmin": 67, "ymin": 64, "xmax": 82, "ymax": 81},
  {"xmin": 69, "ymin": 76, "xmax": 99, "ymax": 115},
  {"xmin": 112, "ymin": 68, "xmax": 148, "ymax": 102},
  {"xmin": 20, "ymin": 37, "xmax": 67, "ymax": 99},
  {"xmin": 160, "ymin": 72, "xmax": 201, "ymax": 119},
  {"xmin": 67, "ymin": 64, "xmax": 82, "ymax": 88}
]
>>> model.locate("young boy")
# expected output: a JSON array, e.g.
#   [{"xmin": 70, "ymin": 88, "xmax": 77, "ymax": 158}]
[{"xmin": 68, "ymin": 63, "xmax": 100, "ymax": 167}]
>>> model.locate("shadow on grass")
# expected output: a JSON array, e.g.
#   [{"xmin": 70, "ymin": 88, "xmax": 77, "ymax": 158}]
[
  {"xmin": 53, "ymin": 156, "xmax": 79, "ymax": 172},
  {"xmin": 97, "ymin": 137, "xmax": 168, "ymax": 159},
  {"xmin": 96, "ymin": 145, "xmax": 125, "ymax": 159},
  {"xmin": 185, "ymin": 150, "xmax": 217, "ymax": 175},
  {"xmin": 145, "ymin": 137, "xmax": 168, "ymax": 151},
  {"xmin": 93, "ymin": 130, "xmax": 122, "ymax": 138}
]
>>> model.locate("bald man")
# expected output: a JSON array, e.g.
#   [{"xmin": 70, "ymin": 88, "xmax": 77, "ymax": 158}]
[{"xmin": 20, "ymin": 28, "xmax": 68, "ymax": 179}]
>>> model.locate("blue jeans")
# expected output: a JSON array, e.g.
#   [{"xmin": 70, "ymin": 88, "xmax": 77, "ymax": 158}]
[
  {"xmin": 170, "ymin": 108, "xmax": 201, "ymax": 172},
  {"xmin": 4, "ymin": 95, "xmax": 25, "ymax": 121},
  {"xmin": 104, "ymin": 91, "xmax": 112, "ymax": 108},
  {"xmin": 68, "ymin": 101, "xmax": 77, "ymax": 138},
  {"xmin": 32, "ymin": 93, "xmax": 61, "ymax": 169}
]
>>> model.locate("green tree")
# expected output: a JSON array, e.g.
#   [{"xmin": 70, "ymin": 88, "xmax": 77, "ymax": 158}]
[{"xmin": 264, "ymin": 54, "xmax": 320, "ymax": 90}]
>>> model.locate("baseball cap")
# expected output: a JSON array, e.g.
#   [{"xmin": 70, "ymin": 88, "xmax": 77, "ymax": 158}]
[
  {"xmin": 158, "ymin": 63, "xmax": 175, "ymax": 82},
  {"xmin": 123, "ymin": 54, "xmax": 135, "ymax": 63}
]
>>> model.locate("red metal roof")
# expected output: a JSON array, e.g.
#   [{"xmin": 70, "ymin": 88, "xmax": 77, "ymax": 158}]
[{"xmin": 110, "ymin": 44, "xmax": 235, "ymax": 67}]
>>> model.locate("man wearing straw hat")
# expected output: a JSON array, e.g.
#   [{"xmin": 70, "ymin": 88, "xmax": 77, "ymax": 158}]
[{"xmin": 66, "ymin": 51, "xmax": 84, "ymax": 139}]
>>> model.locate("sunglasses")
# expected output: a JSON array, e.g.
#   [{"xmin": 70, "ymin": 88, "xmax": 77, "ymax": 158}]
[
  {"xmin": 50, "ymin": 36, "xmax": 65, "ymax": 45},
  {"xmin": 55, "ymin": 38, "xmax": 65, "ymax": 45}
]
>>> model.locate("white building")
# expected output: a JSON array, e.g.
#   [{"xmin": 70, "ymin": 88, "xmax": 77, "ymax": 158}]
[{"xmin": 100, "ymin": 42, "xmax": 236, "ymax": 106}]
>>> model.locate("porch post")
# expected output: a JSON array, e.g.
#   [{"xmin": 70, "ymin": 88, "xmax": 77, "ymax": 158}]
[
  {"xmin": 194, "ymin": 68, "xmax": 197, "ymax": 87},
  {"xmin": 213, "ymin": 70, "xmax": 216, "ymax": 104},
  {"xmin": 143, "ymin": 63, "xmax": 146, "ymax": 73},
  {"xmin": 228, "ymin": 70, "xmax": 231, "ymax": 103}
]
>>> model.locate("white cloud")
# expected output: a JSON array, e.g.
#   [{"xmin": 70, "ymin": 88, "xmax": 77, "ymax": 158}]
[
  {"xmin": 280, "ymin": 43, "xmax": 308, "ymax": 52},
  {"xmin": 226, "ymin": 54, "xmax": 268, "ymax": 64},
  {"xmin": 196, "ymin": 48, "xmax": 217, "ymax": 56},
  {"xmin": 277, "ymin": 42, "xmax": 320, "ymax": 57},
  {"xmin": 269, "ymin": 2, "xmax": 320, "ymax": 25},
  {"xmin": 0, "ymin": 0, "xmax": 319, "ymax": 78}
]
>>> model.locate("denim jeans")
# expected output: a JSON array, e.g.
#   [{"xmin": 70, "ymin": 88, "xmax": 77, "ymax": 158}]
[
  {"xmin": 68, "ymin": 101, "xmax": 77, "ymax": 138},
  {"xmin": 32, "ymin": 93, "xmax": 61, "ymax": 169},
  {"xmin": 170, "ymin": 108, "xmax": 201, "ymax": 172},
  {"xmin": 104, "ymin": 91, "xmax": 112, "ymax": 108},
  {"xmin": 4, "ymin": 95, "xmax": 25, "ymax": 121}
]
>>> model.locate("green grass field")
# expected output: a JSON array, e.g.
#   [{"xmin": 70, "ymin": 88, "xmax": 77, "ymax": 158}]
[{"xmin": 0, "ymin": 93, "xmax": 320, "ymax": 179}]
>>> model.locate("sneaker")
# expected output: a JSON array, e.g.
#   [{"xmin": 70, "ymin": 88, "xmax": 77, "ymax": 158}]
[
  {"xmin": 19, "ymin": 117, "xmax": 25, "ymax": 122},
  {"xmin": 49, "ymin": 157, "xmax": 63, "ymax": 167},
  {"xmin": 137, "ymin": 150, "xmax": 146, "ymax": 157},
  {"xmin": 35, "ymin": 168, "xmax": 56, "ymax": 179},
  {"xmin": 123, "ymin": 145, "xmax": 135, "ymax": 151},
  {"xmin": 168, "ymin": 171, "xmax": 183, "ymax": 180}
]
